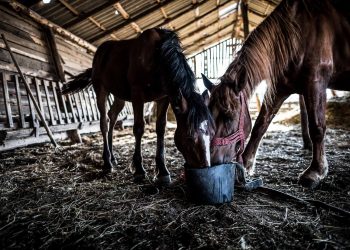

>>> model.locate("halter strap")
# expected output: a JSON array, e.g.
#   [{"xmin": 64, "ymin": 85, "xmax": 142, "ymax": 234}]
[{"xmin": 211, "ymin": 92, "xmax": 247, "ymax": 163}]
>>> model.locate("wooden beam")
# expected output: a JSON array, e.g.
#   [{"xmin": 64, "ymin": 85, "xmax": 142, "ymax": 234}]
[
  {"xmin": 1, "ymin": 72, "xmax": 14, "ymax": 128},
  {"xmin": 181, "ymin": 13, "xmax": 236, "ymax": 46},
  {"xmin": 130, "ymin": 22, "xmax": 142, "ymax": 33},
  {"xmin": 114, "ymin": 2, "xmax": 129, "ymax": 19},
  {"xmin": 174, "ymin": 1, "xmax": 235, "ymax": 36},
  {"xmin": 43, "ymin": 26, "xmax": 66, "ymax": 82},
  {"xmin": 58, "ymin": 0, "xmax": 109, "ymax": 39},
  {"xmin": 8, "ymin": 0, "xmax": 96, "ymax": 53},
  {"xmin": 179, "ymin": 9, "xmax": 237, "ymax": 41},
  {"xmin": 241, "ymin": 0, "xmax": 250, "ymax": 39},
  {"xmin": 62, "ymin": 0, "xmax": 117, "ymax": 28},
  {"xmin": 89, "ymin": 0, "xmax": 178, "ymax": 43},
  {"xmin": 58, "ymin": 0, "xmax": 79, "ymax": 15},
  {"xmin": 160, "ymin": 7, "xmax": 168, "ymax": 19},
  {"xmin": 183, "ymin": 22, "xmax": 234, "ymax": 50},
  {"xmin": 88, "ymin": 17, "xmax": 106, "ymax": 31},
  {"xmin": 185, "ymin": 27, "xmax": 244, "ymax": 55},
  {"xmin": 14, "ymin": 75, "xmax": 25, "ymax": 128}
]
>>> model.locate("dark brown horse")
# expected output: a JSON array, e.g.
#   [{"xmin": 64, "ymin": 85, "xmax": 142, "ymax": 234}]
[
  {"xmin": 204, "ymin": 0, "xmax": 350, "ymax": 188},
  {"xmin": 62, "ymin": 28, "xmax": 214, "ymax": 184}
]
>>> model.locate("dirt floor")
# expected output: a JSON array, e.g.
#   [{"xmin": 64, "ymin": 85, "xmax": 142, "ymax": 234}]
[{"xmin": 1, "ymin": 101, "xmax": 350, "ymax": 249}]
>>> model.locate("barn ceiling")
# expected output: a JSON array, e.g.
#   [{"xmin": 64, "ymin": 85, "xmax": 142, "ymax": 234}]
[{"xmin": 18, "ymin": 0, "xmax": 280, "ymax": 56}]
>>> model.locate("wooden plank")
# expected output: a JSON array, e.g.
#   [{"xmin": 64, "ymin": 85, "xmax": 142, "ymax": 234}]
[
  {"xmin": 14, "ymin": 75, "xmax": 25, "ymax": 128},
  {"xmin": 82, "ymin": 89, "xmax": 92, "ymax": 121},
  {"xmin": 0, "ymin": 6, "xmax": 43, "ymax": 38},
  {"xmin": 26, "ymin": 77, "xmax": 36, "ymax": 128},
  {"xmin": 87, "ymin": 87, "xmax": 97, "ymax": 121},
  {"xmin": 43, "ymin": 80, "xmax": 55, "ymax": 125},
  {"xmin": 34, "ymin": 78, "xmax": 44, "ymax": 116},
  {"xmin": 0, "ymin": 20, "xmax": 47, "ymax": 54},
  {"xmin": 73, "ymin": 94, "xmax": 83, "ymax": 122},
  {"xmin": 1, "ymin": 120, "xmax": 101, "ymax": 152},
  {"xmin": 67, "ymin": 94, "xmax": 77, "ymax": 123},
  {"xmin": 58, "ymin": 82, "xmax": 70, "ymax": 124},
  {"xmin": 0, "ymin": 49, "xmax": 55, "ymax": 76},
  {"xmin": 43, "ymin": 26, "xmax": 66, "ymax": 82},
  {"xmin": 1, "ymin": 72, "xmax": 13, "ymax": 128},
  {"xmin": 7, "ymin": 2, "xmax": 96, "ymax": 53},
  {"xmin": 52, "ymin": 82, "xmax": 63, "ymax": 124},
  {"xmin": 78, "ymin": 91, "xmax": 87, "ymax": 122}
]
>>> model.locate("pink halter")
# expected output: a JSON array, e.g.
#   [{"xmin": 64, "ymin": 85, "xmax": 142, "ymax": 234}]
[{"xmin": 211, "ymin": 92, "xmax": 247, "ymax": 163}]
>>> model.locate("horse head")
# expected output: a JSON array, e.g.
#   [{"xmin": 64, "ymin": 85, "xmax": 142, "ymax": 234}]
[
  {"xmin": 170, "ymin": 90, "xmax": 215, "ymax": 168},
  {"xmin": 202, "ymin": 74, "xmax": 251, "ymax": 165}
]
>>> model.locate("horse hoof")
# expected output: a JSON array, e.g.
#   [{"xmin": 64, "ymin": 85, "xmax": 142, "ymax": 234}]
[
  {"xmin": 298, "ymin": 174, "xmax": 320, "ymax": 189},
  {"xmin": 154, "ymin": 175, "xmax": 172, "ymax": 186},
  {"xmin": 133, "ymin": 173, "xmax": 146, "ymax": 183},
  {"xmin": 111, "ymin": 159, "xmax": 118, "ymax": 167},
  {"xmin": 102, "ymin": 165, "xmax": 112, "ymax": 174}
]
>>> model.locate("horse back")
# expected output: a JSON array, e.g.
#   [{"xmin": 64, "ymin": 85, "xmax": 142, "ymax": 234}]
[
  {"xmin": 92, "ymin": 28, "xmax": 168, "ymax": 101},
  {"xmin": 289, "ymin": 0, "xmax": 350, "ymax": 91}
]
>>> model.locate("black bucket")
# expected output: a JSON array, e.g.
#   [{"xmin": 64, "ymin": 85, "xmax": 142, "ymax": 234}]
[{"xmin": 185, "ymin": 163, "xmax": 235, "ymax": 205}]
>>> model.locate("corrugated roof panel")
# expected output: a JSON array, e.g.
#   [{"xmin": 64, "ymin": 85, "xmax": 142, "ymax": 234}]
[{"xmin": 26, "ymin": 0, "xmax": 281, "ymax": 56}]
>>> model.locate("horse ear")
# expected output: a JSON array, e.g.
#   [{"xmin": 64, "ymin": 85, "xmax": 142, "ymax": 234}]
[
  {"xmin": 201, "ymin": 74, "xmax": 214, "ymax": 92},
  {"xmin": 202, "ymin": 89, "xmax": 210, "ymax": 106}
]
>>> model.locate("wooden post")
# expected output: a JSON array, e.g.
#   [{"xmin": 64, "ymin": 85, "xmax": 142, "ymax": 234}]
[
  {"xmin": 1, "ymin": 72, "xmax": 14, "ymax": 128},
  {"xmin": 67, "ymin": 129, "xmax": 82, "ymax": 144},
  {"xmin": 1, "ymin": 33, "xmax": 58, "ymax": 148},
  {"xmin": 241, "ymin": 0, "xmax": 250, "ymax": 39},
  {"xmin": 43, "ymin": 26, "xmax": 66, "ymax": 82},
  {"xmin": 14, "ymin": 75, "xmax": 25, "ymax": 128}
]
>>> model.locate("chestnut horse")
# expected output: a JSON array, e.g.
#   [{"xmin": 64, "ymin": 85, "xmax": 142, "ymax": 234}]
[
  {"xmin": 204, "ymin": 0, "xmax": 350, "ymax": 188},
  {"xmin": 62, "ymin": 28, "xmax": 214, "ymax": 184}
]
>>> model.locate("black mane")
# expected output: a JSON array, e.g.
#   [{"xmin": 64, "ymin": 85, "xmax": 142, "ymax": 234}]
[{"xmin": 157, "ymin": 28, "xmax": 214, "ymax": 134}]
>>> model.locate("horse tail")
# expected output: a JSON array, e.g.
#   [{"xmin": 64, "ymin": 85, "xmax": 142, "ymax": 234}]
[{"xmin": 61, "ymin": 68, "xmax": 93, "ymax": 95}]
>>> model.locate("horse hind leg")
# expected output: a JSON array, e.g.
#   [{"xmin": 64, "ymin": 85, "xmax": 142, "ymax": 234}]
[
  {"xmin": 107, "ymin": 97, "xmax": 125, "ymax": 169},
  {"xmin": 154, "ymin": 98, "xmax": 171, "ymax": 185},
  {"xmin": 298, "ymin": 87, "xmax": 328, "ymax": 189}
]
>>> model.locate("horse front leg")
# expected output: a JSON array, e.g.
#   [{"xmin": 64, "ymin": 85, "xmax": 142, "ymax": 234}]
[
  {"xmin": 96, "ymin": 89, "xmax": 113, "ymax": 172},
  {"xmin": 298, "ymin": 87, "xmax": 328, "ymax": 189},
  {"xmin": 243, "ymin": 87, "xmax": 290, "ymax": 174},
  {"xmin": 299, "ymin": 95, "xmax": 312, "ymax": 150},
  {"xmin": 107, "ymin": 98, "xmax": 125, "ymax": 169},
  {"xmin": 154, "ymin": 98, "xmax": 171, "ymax": 185},
  {"xmin": 131, "ymin": 101, "xmax": 146, "ymax": 182}
]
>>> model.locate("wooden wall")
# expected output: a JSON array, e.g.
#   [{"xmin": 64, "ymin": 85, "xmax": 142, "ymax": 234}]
[
  {"xmin": 0, "ymin": 4, "xmax": 93, "ymax": 79},
  {"xmin": 0, "ymin": 4, "xmax": 133, "ymax": 151}
]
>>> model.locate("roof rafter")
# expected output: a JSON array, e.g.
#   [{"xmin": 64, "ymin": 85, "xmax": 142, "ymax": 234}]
[
  {"xmin": 58, "ymin": 0, "xmax": 117, "ymax": 40},
  {"xmin": 62, "ymin": 0, "xmax": 117, "ymax": 29},
  {"xmin": 183, "ymin": 21, "xmax": 234, "ymax": 50},
  {"xmin": 184, "ymin": 23, "xmax": 247, "ymax": 54},
  {"xmin": 135, "ymin": 0, "xmax": 233, "ymax": 42},
  {"xmin": 181, "ymin": 13, "xmax": 236, "ymax": 46},
  {"xmin": 89, "ymin": 0, "xmax": 192, "ymax": 43},
  {"xmin": 175, "ymin": 1, "xmax": 238, "ymax": 39}
]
